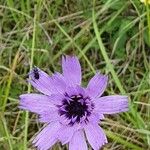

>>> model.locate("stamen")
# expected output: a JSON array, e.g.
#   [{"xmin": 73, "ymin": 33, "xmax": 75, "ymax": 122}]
[{"xmin": 58, "ymin": 94, "xmax": 94, "ymax": 125}]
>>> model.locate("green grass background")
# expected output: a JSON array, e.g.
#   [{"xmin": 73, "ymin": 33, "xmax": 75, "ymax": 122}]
[{"xmin": 0, "ymin": 0, "xmax": 150, "ymax": 149}]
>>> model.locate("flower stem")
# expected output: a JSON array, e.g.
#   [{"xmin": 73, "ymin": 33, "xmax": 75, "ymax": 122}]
[
  {"xmin": 23, "ymin": 6, "xmax": 36, "ymax": 150},
  {"xmin": 146, "ymin": 1, "xmax": 150, "ymax": 44}
]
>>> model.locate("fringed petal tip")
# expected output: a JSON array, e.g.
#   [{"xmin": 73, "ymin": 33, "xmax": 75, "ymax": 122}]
[
  {"xmin": 18, "ymin": 94, "xmax": 56, "ymax": 114},
  {"xmin": 86, "ymin": 73, "xmax": 108, "ymax": 98},
  {"xmin": 85, "ymin": 124, "xmax": 107, "ymax": 150},
  {"xmin": 95, "ymin": 95, "xmax": 129, "ymax": 114},
  {"xmin": 62, "ymin": 55, "xmax": 81, "ymax": 86}
]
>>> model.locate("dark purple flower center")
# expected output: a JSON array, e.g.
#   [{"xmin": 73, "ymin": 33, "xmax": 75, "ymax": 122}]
[{"xmin": 58, "ymin": 94, "xmax": 94, "ymax": 125}]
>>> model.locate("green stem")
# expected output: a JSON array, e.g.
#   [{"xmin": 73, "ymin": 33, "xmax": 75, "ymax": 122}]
[
  {"xmin": 23, "ymin": 6, "xmax": 36, "ymax": 150},
  {"xmin": 92, "ymin": 0, "xmax": 125, "ymax": 94},
  {"xmin": 146, "ymin": 1, "xmax": 150, "ymax": 44},
  {"xmin": 105, "ymin": 130, "xmax": 144, "ymax": 150}
]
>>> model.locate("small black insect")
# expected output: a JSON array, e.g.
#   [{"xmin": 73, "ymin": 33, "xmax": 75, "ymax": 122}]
[{"xmin": 33, "ymin": 67, "xmax": 40, "ymax": 79}]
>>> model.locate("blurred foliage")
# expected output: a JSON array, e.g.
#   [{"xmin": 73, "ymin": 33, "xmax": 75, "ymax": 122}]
[{"xmin": 0, "ymin": 0, "xmax": 150, "ymax": 150}]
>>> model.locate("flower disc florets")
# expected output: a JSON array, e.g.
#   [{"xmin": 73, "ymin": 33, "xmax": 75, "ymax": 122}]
[{"xmin": 58, "ymin": 93, "xmax": 94, "ymax": 125}]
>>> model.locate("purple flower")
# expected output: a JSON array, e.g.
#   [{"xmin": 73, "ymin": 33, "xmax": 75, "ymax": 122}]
[{"xmin": 19, "ymin": 55, "xmax": 128, "ymax": 150}]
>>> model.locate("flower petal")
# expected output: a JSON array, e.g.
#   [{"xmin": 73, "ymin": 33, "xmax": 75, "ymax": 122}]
[
  {"xmin": 76, "ymin": 85, "xmax": 86, "ymax": 96},
  {"xmin": 65, "ymin": 86, "xmax": 78, "ymax": 97},
  {"xmin": 88, "ymin": 113, "xmax": 103, "ymax": 124},
  {"xmin": 28, "ymin": 67, "xmax": 66, "ymax": 95},
  {"xmin": 69, "ymin": 130, "xmax": 88, "ymax": 150},
  {"xmin": 86, "ymin": 73, "xmax": 108, "ymax": 98},
  {"xmin": 51, "ymin": 72, "xmax": 67, "ymax": 93},
  {"xmin": 94, "ymin": 95, "xmax": 128, "ymax": 114},
  {"xmin": 33, "ymin": 122, "xmax": 61, "ymax": 150},
  {"xmin": 85, "ymin": 124, "xmax": 107, "ymax": 150},
  {"xmin": 19, "ymin": 94, "xmax": 56, "ymax": 114},
  {"xmin": 57, "ymin": 125, "xmax": 77, "ymax": 145},
  {"xmin": 62, "ymin": 55, "xmax": 81, "ymax": 86},
  {"xmin": 39, "ymin": 111, "xmax": 59, "ymax": 123},
  {"xmin": 65, "ymin": 85, "xmax": 85, "ymax": 97},
  {"xmin": 47, "ymin": 93, "xmax": 65, "ymax": 105}
]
